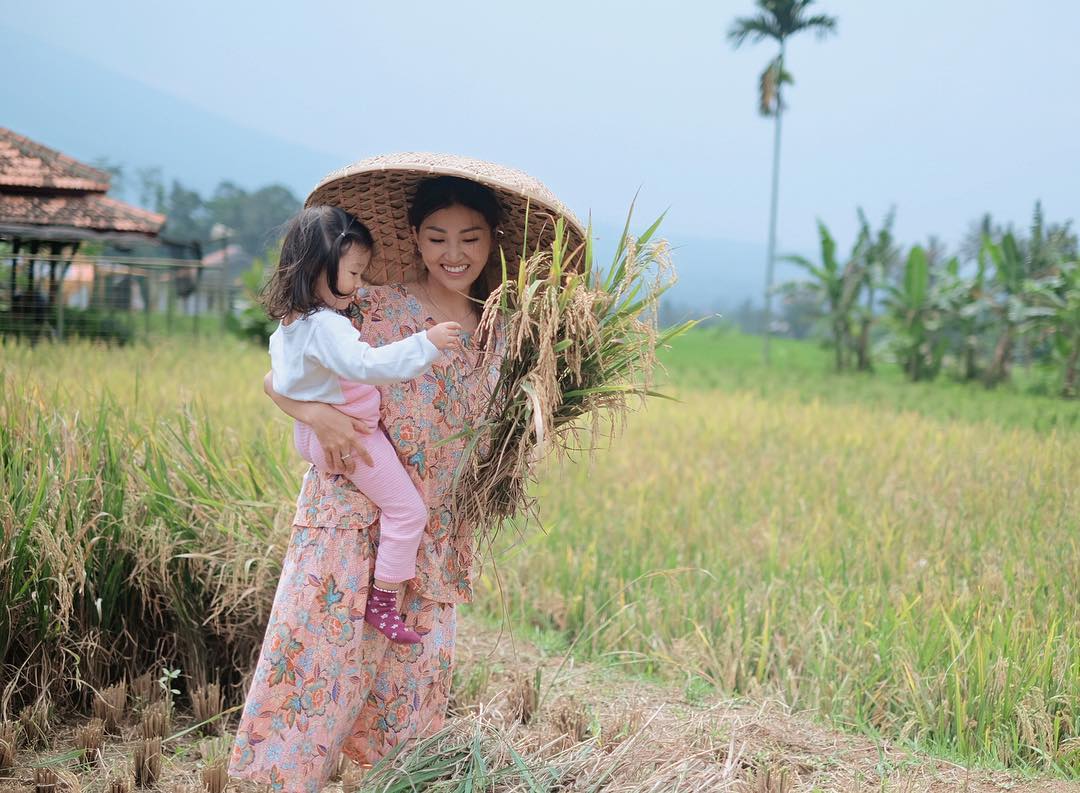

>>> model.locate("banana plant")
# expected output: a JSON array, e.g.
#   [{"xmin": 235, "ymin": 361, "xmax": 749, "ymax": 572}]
[
  {"xmin": 981, "ymin": 232, "xmax": 1035, "ymax": 386},
  {"xmin": 934, "ymin": 253, "xmax": 989, "ymax": 381},
  {"xmin": 884, "ymin": 245, "xmax": 943, "ymax": 381},
  {"xmin": 781, "ymin": 220, "xmax": 864, "ymax": 371},
  {"xmin": 1024, "ymin": 259, "xmax": 1080, "ymax": 398},
  {"xmin": 850, "ymin": 208, "xmax": 900, "ymax": 372}
]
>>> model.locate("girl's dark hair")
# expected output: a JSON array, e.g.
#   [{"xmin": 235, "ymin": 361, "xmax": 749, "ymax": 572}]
[
  {"xmin": 408, "ymin": 176, "xmax": 503, "ymax": 306},
  {"xmin": 261, "ymin": 206, "xmax": 374, "ymax": 320}
]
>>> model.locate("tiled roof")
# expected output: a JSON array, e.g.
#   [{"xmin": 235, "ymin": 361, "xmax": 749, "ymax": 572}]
[
  {"xmin": 0, "ymin": 193, "xmax": 165, "ymax": 235},
  {"xmin": 0, "ymin": 127, "xmax": 112, "ymax": 191},
  {"xmin": 0, "ymin": 128, "xmax": 165, "ymax": 238},
  {"xmin": 201, "ymin": 243, "xmax": 249, "ymax": 267}
]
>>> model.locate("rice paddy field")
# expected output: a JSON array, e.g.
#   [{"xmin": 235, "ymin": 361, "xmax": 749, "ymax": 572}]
[{"xmin": 2, "ymin": 328, "xmax": 1078, "ymax": 783}]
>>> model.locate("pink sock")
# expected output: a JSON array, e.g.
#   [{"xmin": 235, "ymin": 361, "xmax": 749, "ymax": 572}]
[{"xmin": 364, "ymin": 586, "xmax": 421, "ymax": 644}]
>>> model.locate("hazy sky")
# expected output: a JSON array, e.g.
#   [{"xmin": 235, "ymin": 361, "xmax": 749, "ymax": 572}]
[{"xmin": 4, "ymin": 0, "xmax": 1079, "ymax": 254}]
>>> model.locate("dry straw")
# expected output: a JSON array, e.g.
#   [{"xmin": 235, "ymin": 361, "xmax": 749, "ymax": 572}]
[
  {"xmin": 454, "ymin": 210, "xmax": 694, "ymax": 553},
  {"xmin": 75, "ymin": 717, "xmax": 106, "ymax": 766},
  {"xmin": 106, "ymin": 774, "xmax": 134, "ymax": 793},
  {"xmin": 19, "ymin": 702, "xmax": 49, "ymax": 749},
  {"xmin": 190, "ymin": 682, "xmax": 224, "ymax": 736},
  {"xmin": 130, "ymin": 672, "xmax": 159, "ymax": 706},
  {"xmin": 140, "ymin": 700, "xmax": 171, "ymax": 741},
  {"xmin": 197, "ymin": 737, "xmax": 231, "ymax": 793},
  {"xmin": 34, "ymin": 767, "xmax": 58, "ymax": 793},
  {"xmin": 0, "ymin": 720, "xmax": 17, "ymax": 772},
  {"xmin": 134, "ymin": 737, "xmax": 162, "ymax": 787},
  {"xmin": 506, "ymin": 669, "xmax": 540, "ymax": 726},
  {"xmin": 93, "ymin": 681, "xmax": 127, "ymax": 733},
  {"xmin": 201, "ymin": 761, "xmax": 228, "ymax": 793}
]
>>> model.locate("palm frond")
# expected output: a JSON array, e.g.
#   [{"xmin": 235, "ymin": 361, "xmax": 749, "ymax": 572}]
[
  {"xmin": 798, "ymin": 13, "xmax": 838, "ymax": 38},
  {"xmin": 729, "ymin": 1, "xmax": 837, "ymax": 46},
  {"xmin": 728, "ymin": 13, "xmax": 783, "ymax": 47}
]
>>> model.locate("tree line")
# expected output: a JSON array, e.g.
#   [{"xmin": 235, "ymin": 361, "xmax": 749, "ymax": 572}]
[
  {"xmin": 780, "ymin": 203, "xmax": 1079, "ymax": 398},
  {"xmin": 92, "ymin": 160, "xmax": 300, "ymax": 257}
]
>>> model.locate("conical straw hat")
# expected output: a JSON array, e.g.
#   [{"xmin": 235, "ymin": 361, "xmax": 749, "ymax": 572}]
[{"xmin": 305, "ymin": 152, "xmax": 586, "ymax": 286}]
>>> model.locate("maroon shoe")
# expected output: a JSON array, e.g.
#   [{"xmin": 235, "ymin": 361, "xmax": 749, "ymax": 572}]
[{"xmin": 364, "ymin": 586, "xmax": 421, "ymax": 644}]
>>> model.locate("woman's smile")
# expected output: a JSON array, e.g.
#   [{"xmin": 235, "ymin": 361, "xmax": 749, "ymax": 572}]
[{"xmin": 413, "ymin": 204, "xmax": 492, "ymax": 292}]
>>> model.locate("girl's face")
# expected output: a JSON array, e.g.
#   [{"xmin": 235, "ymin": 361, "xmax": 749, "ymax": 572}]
[
  {"xmin": 317, "ymin": 243, "xmax": 371, "ymax": 309},
  {"xmin": 412, "ymin": 204, "xmax": 493, "ymax": 293}
]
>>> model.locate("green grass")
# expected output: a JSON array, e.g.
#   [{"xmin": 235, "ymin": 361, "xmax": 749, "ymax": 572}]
[
  {"xmin": 659, "ymin": 328, "xmax": 1080, "ymax": 433},
  {"xmin": 470, "ymin": 329, "xmax": 1080, "ymax": 774},
  {"xmin": 2, "ymin": 333, "xmax": 1077, "ymax": 776}
]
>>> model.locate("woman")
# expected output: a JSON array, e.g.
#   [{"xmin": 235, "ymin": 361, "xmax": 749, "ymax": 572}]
[{"xmin": 229, "ymin": 153, "xmax": 583, "ymax": 792}]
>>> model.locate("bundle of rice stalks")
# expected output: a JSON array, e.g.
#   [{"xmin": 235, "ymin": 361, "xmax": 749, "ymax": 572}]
[
  {"xmin": 361, "ymin": 707, "xmax": 746, "ymax": 792},
  {"xmin": 75, "ymin": 718, "xmax": 106, "ymax": 766},
  {"xmin": 190, "ymin": 682, "xmax": 224, "ymax": 736},
  {"xmin": 93, "ymin": 682, "xmax": 127, "ymax": 734},
  {"xmin": 506, "ymin": 669, "xmax": 541, "ymax": 726},
  {"xmin": 106, "ymin": 774, "xmax": 134, "ymax": 793},
  {"xmin": 551, "ymin": 696, "xmax": 592, "ymax": 745},
  {"xmin": 200, "ymin": 761, "xmax": 228, "ymax": 793},
  {"xmin": 19, "ymin": 702, "xmax": 50, "ymax": 749},
  {"xmin": 133, "ymin": 737, "xmax": 162, "ymax": 787},
  {"xmin": 458, "ymin": 213, "xmax": 695, "ymax": 548},
  {"xmin": 359, "ymin": 715, "xmax": 538, "ymax": 792},
  {"xmin": 33, "ymin": 767, "xmax": 58, "ymax": 793},
  {"xmin": 140, "ymin": 701, "xmax": 171, "ymax": 741},
  {"xmin": 130, "ymin": 672, "xmax": 159, "ymax": 707},
  {"xmin": 0, "ymin": 720, "xmax": 17, "ymax": 772}
]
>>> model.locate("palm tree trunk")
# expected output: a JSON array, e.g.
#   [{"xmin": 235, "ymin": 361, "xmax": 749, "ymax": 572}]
[
  {"xmin": 963, "ymin": 332, "xmax": 979, "ymax": 380},
  {"xmin": 1063, "ymin": 332, "xmax": 1079, "ymax": 399},
  {"xmin": 855, "ymin": 319, "xmax": 869, "ymax": 370},
  {"xmin": 985, "ymin": 326, "xmax": 1013, "ymax": 386},
  {"xmin": 832, "ymin": 319, "xmax": 844, "ymax": 371},
  {"xmin": 762, "ymin": 43, "xmax": 786, "ymax": 366}
]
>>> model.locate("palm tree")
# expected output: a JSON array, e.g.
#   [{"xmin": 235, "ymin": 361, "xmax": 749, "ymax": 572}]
[{"xmin": 729, "ymin": 0, "xmax": 838, "ymax": 364}]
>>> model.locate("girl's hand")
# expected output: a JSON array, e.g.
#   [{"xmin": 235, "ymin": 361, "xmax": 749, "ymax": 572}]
[{"xmin": 427, "ymin": 322, "xmax": 462, "ymax": 351}]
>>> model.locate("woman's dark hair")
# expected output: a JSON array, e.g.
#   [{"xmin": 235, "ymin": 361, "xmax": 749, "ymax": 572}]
[
  {"xmin": 261, "ymin": 206, "xmax": 374, "ymax": 320},
  {"xmin": 408, "ymin": 176, "xmax": 503, "ymax": 306}
]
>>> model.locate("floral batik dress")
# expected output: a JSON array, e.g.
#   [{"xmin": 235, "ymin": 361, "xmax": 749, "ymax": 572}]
[{"xmin": 229, "ymin": 284, "xmax": 502, "ymax": 793}]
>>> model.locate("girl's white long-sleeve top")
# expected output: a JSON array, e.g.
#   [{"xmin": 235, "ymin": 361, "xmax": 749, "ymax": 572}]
[{"xmin": 268, "ymin": 308, "xmax": 440, "ymax": 404}]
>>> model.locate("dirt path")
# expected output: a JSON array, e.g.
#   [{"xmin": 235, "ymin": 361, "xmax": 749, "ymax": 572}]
[{"xmin": 452, "ymin": 617, "xmax": 1079, "ymax": 793}]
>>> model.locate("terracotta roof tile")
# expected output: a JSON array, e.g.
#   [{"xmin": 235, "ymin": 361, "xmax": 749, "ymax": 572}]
[
  {"xmin": 0, "ymin": 127, "xmax": 112, "ymax": 191},
  {"xmin": 0, "ymin": 193, "xmax": 165, "ymax": 235}
]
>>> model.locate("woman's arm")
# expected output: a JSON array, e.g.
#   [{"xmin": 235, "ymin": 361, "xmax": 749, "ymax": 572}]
[{"xmin": 263, "ymin": 372, "xmax": 374, "ymax": 473}]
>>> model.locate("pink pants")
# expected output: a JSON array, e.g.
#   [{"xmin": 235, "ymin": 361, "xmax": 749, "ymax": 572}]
[{"xmin": 292, "ymin": 382, "xmax": 427, "ymax": 584}]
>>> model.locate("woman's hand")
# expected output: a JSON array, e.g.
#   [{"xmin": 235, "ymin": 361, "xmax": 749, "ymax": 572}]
[
  {"xmin": 304, "ymin": 403, "xmax": 374, "ymax": 474},
  {"xmin": 263, "ymin": 372, "xmax": 374, "ymax": 474}
]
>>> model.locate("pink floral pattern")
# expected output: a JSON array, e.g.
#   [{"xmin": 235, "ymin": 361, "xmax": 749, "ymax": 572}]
[{"xmin": 229, "ymin": 285, "xmax": 502, "ymax": 792}]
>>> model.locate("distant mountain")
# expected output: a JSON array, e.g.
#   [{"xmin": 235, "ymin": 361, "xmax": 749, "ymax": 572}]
[
  {"xmin": 1, "ymin": 30, "xmax": 798, "ymax": 311},
  {"xmin": 0, "ymin": 27, "xmax": 339, "ymax": 199},
  {"xmin": 589, "ymin": 222, "xmax": 807, "ymax": 315}
]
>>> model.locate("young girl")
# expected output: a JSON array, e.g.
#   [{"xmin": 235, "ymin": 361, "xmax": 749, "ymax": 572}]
[{"xmin": 262, "ymin": 205, "xmax": 460, "ymax": 644}]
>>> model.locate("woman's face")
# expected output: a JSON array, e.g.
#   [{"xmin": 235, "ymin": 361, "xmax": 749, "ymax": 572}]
[{"xmin": 412, "ymin": 204, "xmax": 493, "ymax": 292}]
